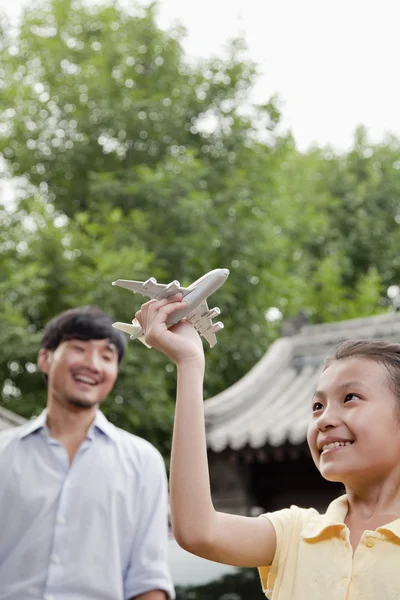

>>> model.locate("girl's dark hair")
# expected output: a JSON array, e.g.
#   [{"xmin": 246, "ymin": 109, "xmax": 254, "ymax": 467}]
[
  {"xmin": 326, "ymin": 339, "xmax": 400, "ymax": 404},
  {"xmin": 40, "ymin": 306, "xmax": 126, "ymax": 363}
]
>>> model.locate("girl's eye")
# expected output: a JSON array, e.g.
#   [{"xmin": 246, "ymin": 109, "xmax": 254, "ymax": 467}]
[
  {"xmin": 312, "ymin": 402, "xmax": 324, "ymax": 412},
  {"xmin": 344, "ymin": 393, "xmax": 360, "ymax": 403}
]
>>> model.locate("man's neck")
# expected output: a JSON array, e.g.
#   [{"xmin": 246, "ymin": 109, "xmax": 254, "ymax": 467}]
[
  {"xmin": 46, "ymin": 401, "xmax": 99, "ymax": 464},
  {"xmin": 46, "ymin": 400, "xmax": 97, "ymax": 440}
]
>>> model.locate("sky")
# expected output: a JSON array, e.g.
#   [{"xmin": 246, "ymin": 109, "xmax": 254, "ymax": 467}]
[{"xmin": 1, "ymin": 0, "xmax": 400, "ymax": 151}]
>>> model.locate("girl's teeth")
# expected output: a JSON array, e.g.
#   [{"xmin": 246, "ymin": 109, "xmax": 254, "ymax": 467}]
[{"xmin": 322, "ymin": 441, "xmax": 352, "ymax": 451}]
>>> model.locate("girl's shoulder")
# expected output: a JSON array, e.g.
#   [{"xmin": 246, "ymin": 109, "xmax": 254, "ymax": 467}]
[{"xmin": 260, "ymin": 495, "xmax": 348, "ymax": 539}]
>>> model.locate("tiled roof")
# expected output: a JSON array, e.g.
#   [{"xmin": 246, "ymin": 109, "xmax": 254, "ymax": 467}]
[
  {"xmin": 205, "ymin": 311, "xmax": 400, "ymax": 452},
  {"xmin": 0, "ymin": 406, "xmax": 26, "ymax": 432}
]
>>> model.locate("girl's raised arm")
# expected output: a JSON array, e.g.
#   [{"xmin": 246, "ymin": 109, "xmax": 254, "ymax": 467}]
[{"xmin": 135, "ymin": 294, "xmax": 277, "ymax": 568}]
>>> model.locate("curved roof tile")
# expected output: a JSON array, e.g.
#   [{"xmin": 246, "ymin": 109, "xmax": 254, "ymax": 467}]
[{"xmin": 205, "ymin": 311, "xmax": 400, "ymax": 451}]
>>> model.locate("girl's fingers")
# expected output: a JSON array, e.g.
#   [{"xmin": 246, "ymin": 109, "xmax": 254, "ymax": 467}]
[
  {"xmin": 150, "ymin": 299, "xmax": 187, "ymax": 323},
  {"xmin": 149, "ymin": 293, "xmax": 183, "ymax": 311},
  {"xmin": 135, "ymin": 294, "xmax": 186, "ymax": 330},
  {"xmin": 134, "ymin": 297, "xmax": 164, "ymax": 326}
]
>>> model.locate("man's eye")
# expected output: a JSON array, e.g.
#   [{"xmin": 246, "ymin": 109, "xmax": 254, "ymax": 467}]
[
  {"xmin": 73, "ymin": 345, "xmax": 84, "ymax": 352},
  {"xmin": 312, "ymin": 402, "xmax": 323, "ymax": 412}
]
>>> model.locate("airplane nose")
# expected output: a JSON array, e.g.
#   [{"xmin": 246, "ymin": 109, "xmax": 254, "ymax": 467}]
[{"xmin": 223, "ymin": 269, "xmax": 230, "ymax": 277}]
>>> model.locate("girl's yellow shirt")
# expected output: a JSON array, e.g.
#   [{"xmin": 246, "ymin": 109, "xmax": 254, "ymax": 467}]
[{"xmin": 259, "ymin": 495, "xmax": 400, "ymax": 599}]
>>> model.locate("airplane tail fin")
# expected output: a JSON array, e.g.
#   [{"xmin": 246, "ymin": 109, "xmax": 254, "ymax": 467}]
[
  {"xmin": 112, "ymin": 320, "xmax": 152, "ymax": 349},
  {"xmin": 112, "ymin": 321, "xmax": 142, "ymax": 337}
]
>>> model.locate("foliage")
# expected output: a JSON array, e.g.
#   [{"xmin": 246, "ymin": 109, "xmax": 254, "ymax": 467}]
[{"xmin": 1, "ymin": 0, "xmax": 399, "ymax": 458}]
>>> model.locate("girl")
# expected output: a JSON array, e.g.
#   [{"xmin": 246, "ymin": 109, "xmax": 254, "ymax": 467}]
[{"xmin": 136, "ymin": 294, "xmax": 400, "ymax": 599}]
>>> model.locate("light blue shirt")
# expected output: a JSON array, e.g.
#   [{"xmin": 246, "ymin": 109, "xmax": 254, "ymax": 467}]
[{"xmin": 0, "ymin": 410, "xmax": 174, "ymax": 600}]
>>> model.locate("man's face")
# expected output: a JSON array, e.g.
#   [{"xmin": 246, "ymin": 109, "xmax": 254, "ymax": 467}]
[
  {"xmin": 38, "ymin": 338, "xmax": 119, "ymax": 410},
  {"xmin": 307, "ymin": 357, "xmax": 400, "ymax": 487}
]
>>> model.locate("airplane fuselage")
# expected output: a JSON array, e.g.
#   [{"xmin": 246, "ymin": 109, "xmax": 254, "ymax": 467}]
[{"xmin": 165, "ymin": 268, "xmax": 229, "ymax": 326}]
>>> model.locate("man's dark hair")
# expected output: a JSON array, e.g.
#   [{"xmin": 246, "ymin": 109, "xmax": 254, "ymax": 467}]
[{"xmin": 40, "ymin": 306, "xmax": 126, "ymax": 363}]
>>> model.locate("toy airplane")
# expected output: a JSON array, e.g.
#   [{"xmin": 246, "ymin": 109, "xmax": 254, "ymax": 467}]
[{"xmin": 112, "ymin": 268, "xmax": 229, "ymax": 348}]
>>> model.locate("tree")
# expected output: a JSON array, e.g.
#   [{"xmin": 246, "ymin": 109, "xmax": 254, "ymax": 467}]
[
  {"xmin": 0, "ymin": 0, "xmax": 286, "ymax": 453},
  {"xmin": 321, "ymin": 127, "xmax": 400, "ymax": 289},
  {"xmin": 0, "ymin": 0, "xmax": 259, "ymax": 217},
  {"xmin": 0, "ymin": 0, "xmax": 397, "ymax": 459}
]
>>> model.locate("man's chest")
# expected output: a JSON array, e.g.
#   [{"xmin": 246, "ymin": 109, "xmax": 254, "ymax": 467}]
[
  {"xmin": 0, "ymin": 434, "xmax": 148, "ymax": 599},
  {"xmin": 0, "ymin": 437, "xmax": 141, "ymax": 547}
]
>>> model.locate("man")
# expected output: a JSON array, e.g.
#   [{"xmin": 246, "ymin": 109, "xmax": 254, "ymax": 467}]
[{"xmin": 0, "ymin": 306, "xmax": 174, "ymax": 600}]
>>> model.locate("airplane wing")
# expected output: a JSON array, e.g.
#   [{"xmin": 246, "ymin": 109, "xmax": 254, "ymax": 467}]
[
  {"xmin": 200, "ymin": 328, "xmax": 218, "ymax": 349},
  {"xmin": 187, "ymin": 300, "xmax": 218, "ymax": 348},
  {"xmin": 112, "ymin": 278, "xmax": 190, "ymax": 300}
]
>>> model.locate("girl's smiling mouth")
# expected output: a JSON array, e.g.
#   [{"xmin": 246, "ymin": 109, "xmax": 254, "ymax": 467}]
[{"xmin": 320, "ymin": 440, "xmax": 354, "ymax": 454}]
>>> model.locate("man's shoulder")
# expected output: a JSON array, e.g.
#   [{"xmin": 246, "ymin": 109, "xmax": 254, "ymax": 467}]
[
  {"xmin": 0, "ymin": 412, "xmax": 44, "ymax": 451},
  {"xmin": 110, "ymin": 427, "xmax": 167, "ymax": 482},
  {"xmin": 0, "ymin": 425, "xmax": 24, "ymax": 450},
  {"xmin": 95, "ymin": 412, "xmax": 167, "ymax": 476},
  {"xmin": 107, "ymin": 423, "xmax": 164, "ymax": 469},
  {"xmin": 113, "ymin": 425, "xmax": 162, "ymax": 458}
]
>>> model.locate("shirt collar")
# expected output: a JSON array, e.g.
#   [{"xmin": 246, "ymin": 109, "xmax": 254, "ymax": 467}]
[
  {"xmin": 18, "ymin": 410, "xmax": 47, "ymax": 439},
  {"xmin": 301, "ymin": 494, "xmax": 400, "ymax": 541},
  {"xmin": 91, "ymin": 410, "xmax": 118, "ymax": 442},
  {"xmin": 376, "ymin": 521, "xmax": 400, "ymax": 539},
  {"xmin": 301, "ymin": 495, "xmax": 348, "ymax": 540},
  {"xmin": 18, "ymin": 409, "xmax": 118, "ymax": 442}
]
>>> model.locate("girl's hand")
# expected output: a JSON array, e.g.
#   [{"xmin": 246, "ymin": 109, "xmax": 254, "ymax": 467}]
[{"xmin": 134, "ymin": 294, "xmax": 204, "ymax": 365}]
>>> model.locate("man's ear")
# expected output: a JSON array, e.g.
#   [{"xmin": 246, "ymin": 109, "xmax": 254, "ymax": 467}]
[{"xmin": 37, "ymin": 348, "xmax": 52, "ymax": 375}]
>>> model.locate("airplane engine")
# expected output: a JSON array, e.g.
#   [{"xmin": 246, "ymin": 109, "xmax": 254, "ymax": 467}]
[
  {"xmin": 143, "ymin": 277, "xmax": 157, "ymax": 288},
  {"xmin": 211, "ymin": 321, "xmax": 224, "ymax": 333},
  {"xmin": 165, "ymin": 280, "xmax": 180, "ymax": 293},
  {"xmin": 205, "ymin": 307, "xmax": 221, "ymax": 319}
]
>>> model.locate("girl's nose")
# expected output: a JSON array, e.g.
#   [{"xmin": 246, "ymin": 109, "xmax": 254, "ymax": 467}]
[{"xmin": 316, "ymin": 406, "xmax": 342, "ymax": 431}]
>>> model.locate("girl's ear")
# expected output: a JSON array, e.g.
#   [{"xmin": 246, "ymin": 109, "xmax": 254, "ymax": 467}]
[{"xmin": 37, "ymin": 348, "xmax": 52, "ymax": 375}]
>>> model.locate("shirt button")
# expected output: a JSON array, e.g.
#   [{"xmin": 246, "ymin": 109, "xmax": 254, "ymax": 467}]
[
  {"xmin": 52, "ymin": 554, "xmax": 61, "ymax": 564},
  {"xmin": 340, "ymin": 577, "xmax": 347, "ymax": 586},
  {"xmin": 57, "ymin": 516, "xmax": 66, "ymax": 525},
  {"xmin": 44, "ymin": 595, "xmax": 54, "ymax": 600},
  {"xmin": 366, "ymin": 537, "xmax": 375, "ymax": 548}
]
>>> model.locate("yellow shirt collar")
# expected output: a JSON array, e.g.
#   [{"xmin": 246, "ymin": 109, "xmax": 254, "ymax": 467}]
[
  {"xmin": 301, "ymin": 494, "xmax": 348, "ymax": 539},
  {"xmin": 301, "ymin": 494, "xmax": 400, "ymax": 540}
]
